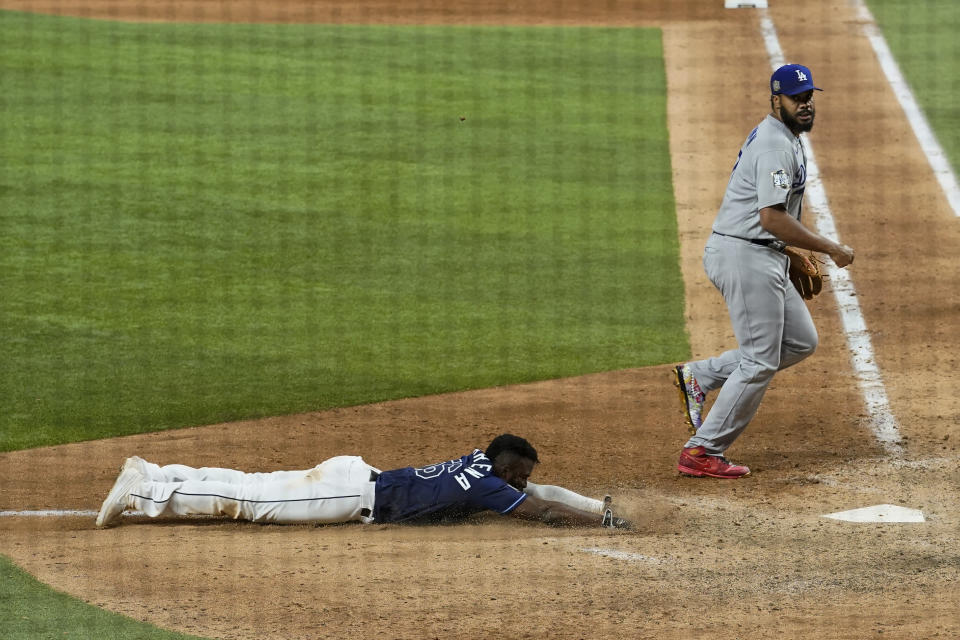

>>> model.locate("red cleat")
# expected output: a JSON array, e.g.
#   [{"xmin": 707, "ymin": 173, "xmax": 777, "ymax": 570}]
[{"xmin": 677, "ymin": 447, "xmax": 750, "ymax": 479}]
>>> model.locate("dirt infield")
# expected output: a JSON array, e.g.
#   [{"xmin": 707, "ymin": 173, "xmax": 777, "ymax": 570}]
[{"xmin": 2, "ymin": 1, "xmax": 959, "ymax": 638}]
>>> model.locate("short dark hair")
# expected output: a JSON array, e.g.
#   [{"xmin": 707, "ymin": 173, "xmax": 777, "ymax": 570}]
[{"xmin": 486, "ymin": 433, "xmax": 539, "ymax": 464}]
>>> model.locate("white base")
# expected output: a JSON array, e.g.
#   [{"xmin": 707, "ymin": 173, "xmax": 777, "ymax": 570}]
[
  {"xmin": 725, "ymin": 0, "xmax": 768, "ymax": 8},
  {"xmin": 822, "ymin": 504, "xmax": 925, "ymax": 523}
]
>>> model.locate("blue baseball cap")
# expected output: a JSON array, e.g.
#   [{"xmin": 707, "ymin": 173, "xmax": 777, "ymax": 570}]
[{"xmin": 770, "ymin": 64, "xmax": 823, "ymax": 96}]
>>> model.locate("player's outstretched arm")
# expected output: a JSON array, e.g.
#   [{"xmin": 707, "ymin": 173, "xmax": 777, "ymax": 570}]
[
  {"xmin": 510, "ymin": 495, "xmax": 631, "ymax": 529},
  {"xmin": 524, "ymin": 481, "xmax": 606, "ymax": 514}
]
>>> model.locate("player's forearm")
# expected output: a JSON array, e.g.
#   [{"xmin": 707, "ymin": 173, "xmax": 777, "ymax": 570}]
[
  {"xmin": 539, "ymin": 501, "xmax": 606, "ymax": 527},
  {"xmin": 512, "ymin": 494, "xmax": 606, "ymax": 527},
  {"xmin": 761, "ymin": 206, "xmax": 855, "ymax": 267},
  {"xmin": 759, "ymin": 206, "xmax": 837, "ymax": 253},
  {"xmin": 524, "ymin": 482, "xmax": 605, "ymax": 514}
]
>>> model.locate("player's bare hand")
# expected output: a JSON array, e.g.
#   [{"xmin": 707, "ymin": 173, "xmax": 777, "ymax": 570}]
[{"xmin": 829, "ymin": 243, "xmax": 855, "ymax": 268}]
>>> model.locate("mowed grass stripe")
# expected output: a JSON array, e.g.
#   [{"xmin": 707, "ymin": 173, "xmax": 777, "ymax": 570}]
[
  {"xmin": 0, "ymin": 554, "xmax": 208, "ymax": 640},
  {"xmin": 0, "ymin": 12, "xmax": 683, "ymax": 451}
]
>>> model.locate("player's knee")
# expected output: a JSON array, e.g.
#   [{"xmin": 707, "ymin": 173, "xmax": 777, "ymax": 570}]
[
  {"xmin": 789, "ymin": 330, "xmax": 818, "ymax": 359},
  {"xmin": 740, "ymin": 359, "xmax": 778, "ymax": 382}
]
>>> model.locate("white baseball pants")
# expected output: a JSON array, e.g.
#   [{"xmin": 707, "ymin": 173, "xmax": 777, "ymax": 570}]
[{"xmin": 129, "ymin": 456, "xmax": 380, "ymax": 524}]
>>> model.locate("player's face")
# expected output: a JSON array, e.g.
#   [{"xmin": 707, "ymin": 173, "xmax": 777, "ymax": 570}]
[
  {"xmin": 778, "ymin": 90, "xmax": 816, "ymax": 133},
  {"xmin": 496, "ymin": 457, "xmax": 536, "ymax": 491}
]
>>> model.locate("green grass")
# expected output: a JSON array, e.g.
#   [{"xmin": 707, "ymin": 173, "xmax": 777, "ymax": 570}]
[
  {"xmin": 866, "ymin": 0, "xmax": 960, "ymax": 171},
  {"xmin": 0, "ymin": 554, "xmax": 207, "ymax": 640},
  {"xmin": 0, "ymin": 12, "xmax": 684, "ymax": 451}
]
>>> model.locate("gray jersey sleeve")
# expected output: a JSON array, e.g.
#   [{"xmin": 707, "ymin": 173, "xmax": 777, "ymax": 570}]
[{"xmin": 755, "ymin": 148, "xmax": 796, "ymax": 211}]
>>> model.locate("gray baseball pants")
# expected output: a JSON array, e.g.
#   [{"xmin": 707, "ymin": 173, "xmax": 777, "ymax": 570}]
[{"xmin": 685, "ymin": 233, "xmax": 818, "ymax": 454}]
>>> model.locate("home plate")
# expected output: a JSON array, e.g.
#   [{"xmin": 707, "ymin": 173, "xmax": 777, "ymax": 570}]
[{"xmin": 822, "ymin": 504, "xmax": 925, "ymax": 523}]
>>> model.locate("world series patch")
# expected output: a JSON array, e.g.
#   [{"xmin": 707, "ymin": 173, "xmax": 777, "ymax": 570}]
[{"xmin": 771, "ymin": 169, "xmax": 790, "ymax": 189}]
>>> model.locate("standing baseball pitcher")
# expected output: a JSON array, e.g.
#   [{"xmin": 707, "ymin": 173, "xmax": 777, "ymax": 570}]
[{"xmin": 672, "ymin": 64, "xmax": 855, "ymax": 478}]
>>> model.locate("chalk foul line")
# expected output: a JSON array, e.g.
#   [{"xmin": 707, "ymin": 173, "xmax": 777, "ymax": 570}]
[
  {"xmin": 0, "ymin": 510, "xmax": 143, "ymax": 518},
  {"xmin": 760, "ymin": 11, "xmax": 903, "ymax": 455},
  {"xmin": 853, "ymin": 0, "xmax": 960, "ymax": 217},
  {"xmin": 579, "ymin": 548, "xmax": 664, "ymax": 563}
]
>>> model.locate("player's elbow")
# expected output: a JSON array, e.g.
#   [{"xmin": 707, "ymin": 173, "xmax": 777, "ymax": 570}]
[{"xmin": 758, "ymin": 205, "xmax": 789, "ymax": 232}]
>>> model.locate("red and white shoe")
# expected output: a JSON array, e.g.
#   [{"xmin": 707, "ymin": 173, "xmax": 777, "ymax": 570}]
[{"xmin": 677, "ymin": 447, "xmax": 750, "ymax": 479}]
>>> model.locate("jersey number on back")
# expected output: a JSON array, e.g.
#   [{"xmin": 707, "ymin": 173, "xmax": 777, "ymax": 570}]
[
  {"xmin": 732, "ymin": 126, "xmax": 760, "ymax": 174},
  {"xmin": 415, "ymin": 459, "xmax": 463, "ymax": 479},
  {"xmin": 416, "ymin": 459, "xmax": 488, "ymax": 491}
]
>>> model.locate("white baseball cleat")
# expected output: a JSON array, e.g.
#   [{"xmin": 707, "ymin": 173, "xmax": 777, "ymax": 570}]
[
  {"xmin": 121, "ymin": 456, "xmax": 148, "ymax": 476},
  {"xmin": 95, "ymin": 467, "xmax": 143, "ymax": 528}
]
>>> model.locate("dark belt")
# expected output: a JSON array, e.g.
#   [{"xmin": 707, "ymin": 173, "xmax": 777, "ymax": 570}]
[
  {"xmin": 712, "ymin": 231, "xmax": 786, "ymax": 253},
  {"xmin": 360, "ymin": 470, "xmax": 380, "ymax": 518}
]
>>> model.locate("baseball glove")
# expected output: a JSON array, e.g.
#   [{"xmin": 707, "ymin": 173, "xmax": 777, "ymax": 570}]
[{"xmin": 784, "ymin": 246, "xmax": 823, "ymax": 300}]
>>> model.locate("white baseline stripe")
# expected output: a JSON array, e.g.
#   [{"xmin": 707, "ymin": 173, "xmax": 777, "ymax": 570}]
[
  {"xmin": 0, "ymin": 510, "xmax": 144, "ymax": 518},
  {"xmin": 580, "ymin": 548, "xmax": 663, "ymax": 563},
  {"xmin": 0, "ymin": 509, "xmax": 98, "ymax": 517},
  {"xmin": 854, "ymin": 0, "xmax": 960, "ymax": 217},
  {"xmin": 760, "ymin": 12, "xmax": 903, "ymax": 455}
]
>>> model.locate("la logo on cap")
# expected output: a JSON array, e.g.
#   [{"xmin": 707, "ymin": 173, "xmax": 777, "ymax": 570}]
[{"xmin": 770, "ymin": 63, "xmax": 823, "ymax": 95}]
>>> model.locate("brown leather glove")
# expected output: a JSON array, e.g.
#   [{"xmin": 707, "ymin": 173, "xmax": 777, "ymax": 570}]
[{"xmin": 784, "ymin": 247, "xmax": 823, "ymax": 300}]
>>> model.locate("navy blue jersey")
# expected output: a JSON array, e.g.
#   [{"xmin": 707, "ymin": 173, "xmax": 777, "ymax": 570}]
[{"xmin": 372, "ymin": 449, "xmax": 527, "ymax": 524}]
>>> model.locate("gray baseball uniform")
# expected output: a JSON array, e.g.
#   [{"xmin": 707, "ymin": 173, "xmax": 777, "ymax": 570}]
[{"xmin": 685, "ymin": 114, "xmax": 818, "ymax": 454}]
